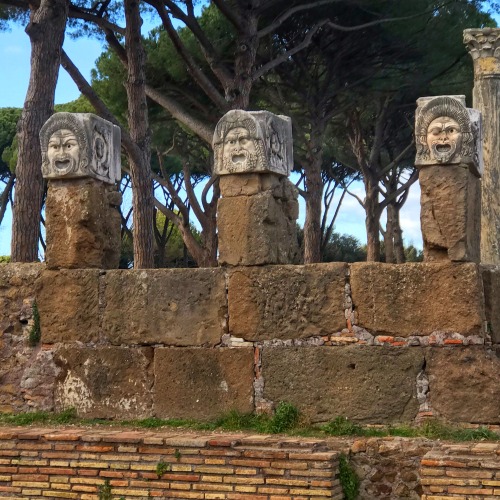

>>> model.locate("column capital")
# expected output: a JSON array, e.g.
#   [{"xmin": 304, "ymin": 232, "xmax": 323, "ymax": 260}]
[{"xmin": 464, "ymin": 29, "xmax": 500, "ymax": 74}]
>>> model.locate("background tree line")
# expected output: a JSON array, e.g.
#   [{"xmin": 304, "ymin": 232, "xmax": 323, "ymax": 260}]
[{"xmin": 0, "ymin": 0, "xmax": 495, "ymax": 267}]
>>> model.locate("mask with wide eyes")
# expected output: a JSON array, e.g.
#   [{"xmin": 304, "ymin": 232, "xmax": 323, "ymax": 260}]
[{"xmin": 426, "ymin": 117, "xmax": 462, "ymax": 163}]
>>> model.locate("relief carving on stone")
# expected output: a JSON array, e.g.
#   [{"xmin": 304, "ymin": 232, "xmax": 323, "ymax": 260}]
[
  {"xmin": 415, "ymin": 95, "xmax": 482, "ymax": 176},
  {"xmin": 40, "ymin": 113, "xmax": 121, "ymax": 184},
  {"xmin": 213, "ymin": 110, "xmax": 292, "ymax": 176}
]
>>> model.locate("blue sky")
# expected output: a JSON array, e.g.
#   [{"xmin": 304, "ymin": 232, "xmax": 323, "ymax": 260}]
[{"xmin": 0, "ymin": 16, "xmax": 426, "ymax": 257}]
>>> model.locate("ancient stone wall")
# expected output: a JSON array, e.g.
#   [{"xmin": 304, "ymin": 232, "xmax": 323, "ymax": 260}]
[{"xmin": 2, "ymin": 261, "xmax": 500, "ymax": 427}]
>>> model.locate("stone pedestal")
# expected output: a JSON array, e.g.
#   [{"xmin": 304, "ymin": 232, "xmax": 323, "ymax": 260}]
[
  {"xmin": 464, "ymin": 28, "xmax": 500, "ymax": 264},
  {"xmin": 213, "ymin": 110, "xmax": 299, "ymax": 266},
  {"xmin": 419, "ymin": 165, "xmax": 480, "ymax": 262},
  {"xmin": 217, "ymin": 173, "xmax": 299, "ymax": 266},
  {"xmin": 45, "ymin": 178, "xmax": 122, "ymax": 269},
  {"xmin": 40, "ymin": 113, "xmax": 122, "ymax": 269}
]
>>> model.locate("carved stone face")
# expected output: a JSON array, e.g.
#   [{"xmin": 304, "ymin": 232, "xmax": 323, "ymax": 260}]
[
  {"xmin": 47, "ymin": 129, "xmax": 81, "ymax": 175},
  {"xmin": 426, "ymin": 116, "xmax": 462, "ymax": 163},
  {"xmin": 223, "ymin": 127, "xmax": 258, "ymax": 172}
]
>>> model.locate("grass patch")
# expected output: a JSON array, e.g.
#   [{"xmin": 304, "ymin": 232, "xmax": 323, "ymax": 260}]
[
  {"xmin": 339, "ymin": 454, "xmax": 359, "ymax": 500},
  {"xmin": 0, "ymin": 409, "xmax": 499, "ymax": 443}
]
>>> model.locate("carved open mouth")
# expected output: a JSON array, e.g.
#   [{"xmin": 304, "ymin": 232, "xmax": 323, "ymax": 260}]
[
  {"xmin": 232, "ymin": 154, "xmax": 246, "ymax": 164},
  {"xmin": 55, "ymin": 159, "xmax": 71, "ymax": 170},
  {"xmin": 435, "ymin": 144, "xmax": 451, "ymax": 152}
]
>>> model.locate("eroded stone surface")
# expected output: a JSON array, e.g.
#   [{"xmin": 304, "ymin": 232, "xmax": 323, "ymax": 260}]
[
  {"xmin": 350, "ymin": 262, "xmax": 485, "ymax": 337},
  {"xmin": 40, "ymin": 112, "xmax": 121, "ymax": 184},
  {"xmin": 103, "ymin": 269, "xmax": 227, "ymax": 346},
  {"xmin": 262, "ymin": 346, "xmax": 424, "ymax": 424},
  {"xmin": 228, "ymin": 264, "xmax": 347, "ymax": 341},
  {"xmin": 427, "ymin": 346, "xmax": 500, "ymax": 423},
  {"xmin": 54, "ymin": 346, "xmax": 153, "ymax": 419},
  {"xmin": 37, "ymin": 269, "xmax": 100, "ymax": 344},
  {"xmin": 482, "ymin": 265, "xmax": 500, "ymax": 343},
  {"xmin": 218, "ymin": 183, "xmax": 299, "ymax": 266},
  {"xmin": 45, "ymin": 178, "xmax": 121, "ymax": 269},
  {"xmin": 0, "ymin": 263, "xmax": 45, "ymax": 413},
  {"xmin": 154, "ymin": 347, "xmax": 254, "ymax": 420},
  {"xmin": 213, "ymin": 110, "xmax": 292, "ymax": 176},
  {"xmin": 419, "ymin": 165, "xmax": 481, "ymax": 262}
]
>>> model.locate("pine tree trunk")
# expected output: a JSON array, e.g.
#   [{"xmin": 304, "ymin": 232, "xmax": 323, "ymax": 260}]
[
  {"xmin": 365, "ymin": 179, "xmax": 381, "ymax": 262},
  {"xmin": 11, "ymin": 0, "xmax": 68, "ymax": 262},
  {"xmin": 124, "ymin": 0, "xmax": 155, "ymax": 269},
  {"xmin": 393, "ymin": 205, "xmax": 405, "ymax": 263},
  {"xmin": 384, "ymin": 204, "xmax": 396, "ymax": 263}
]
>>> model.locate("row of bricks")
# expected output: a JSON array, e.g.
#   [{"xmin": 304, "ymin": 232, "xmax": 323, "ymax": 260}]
[
  {"xmin": 422, "ymin": 458, "xmax": 500, "ymax": 469},
  {"xmin": 422, "ymin": 468, "xmax": 500, "ymax": 479},
  {"xmin": 0, "ymin": 477, "xmax": 337, "ymax": 488},
  {"xmin": 422, "ymin": 478, "xmax": 500, "ymax": 487},
  {"xmin": 425, "ymin": 485, "xmax": 500, "ymax": 495},
  {"xmin": 0, "ymin": 493, "xmax": 343, "ymax": 500},
  {"xmin": 0, "ymin": 461, "xmax": 334, "ymax": 474},
  {"xmin": 0, "ymin": 466, "xmax": 335, "ymax": 479}
]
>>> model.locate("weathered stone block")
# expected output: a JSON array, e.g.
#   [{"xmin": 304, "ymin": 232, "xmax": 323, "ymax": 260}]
[
  {"xmin": 37, "ymin": 269, "xmax": 100, "ymax": 344},
  {"xmin": 218, "ymin": 184, "xmax": 299, "ymax": 266},
  {"xmin": 228, "ymin": 264, "xmax": 347, "ymax": 341},
  {"xmin": 154, "ymin": 347, "xmax": 254, "ymax": 420},
  {"xmin": 102, "ymin": 269, "xmax": 227, "ymax": 346},
  {"xmin": 427, "ymin": 346, "xmax": 500, "ymax": 423},
  {"xmin": 419, "ymin": 166, "xmax": 480, "ymax": 262},
  {"xmin": 262, "ymin": 346, "xmax": 424, "ymax": 424},
  {"xmin": 54, "ymin": 346, "xmax": 153, "ymax": 419},
  {"xmin": 219, "ymin": 172, "xmax": 282, "ymax": 197},
  {"xmin": 0, "ymin": 263, "xmax": 45, "ymax": 413},
  {"xmin": 45, "ymin": 178, "xmax": 121, "ymax": 270},
  {"xmin": 350, "ymin": 262, "xmax": 484, "ymax": 337},
  {"xmin": 482, "ymin": 265, "xmax": 500, "ymax": 343}
]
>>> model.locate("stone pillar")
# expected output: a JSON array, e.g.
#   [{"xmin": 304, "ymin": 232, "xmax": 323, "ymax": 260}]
[
  {"xmin": 213, "ymin": 110, "xmax": 299, "ymax": 266},
  {"xmin": 464, "ymin": 28, "xmax": 500, "ymax": 264},
  {"xmin": 415, "ymin": 95, "xmax": 482, "ymax": 262},
  {"xmin": 40, "ymin": 112, "xmax": 122, "ymax": 269}
]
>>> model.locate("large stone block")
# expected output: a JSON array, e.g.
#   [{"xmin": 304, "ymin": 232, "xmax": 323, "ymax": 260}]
[
  {"xmin": 0, "ymin": 263, "xmax": 45, "ymax": 413},
  {"xmin": 481, "ymin": 265, "xmax": 500, "ymax": 343},
  {"xmin": 262, "ymin": 346, "xmax": 424, "ymax": 424},
  {"xmin": 427, "ymin": 346, "xmax": 500, "ymax": 423},
  {"xmin": 228, "ymin": 263, "xmax": 347, "ymax": 341},
  {"xmin": 54, "ymin": 346, "xmax": 153, "ymax": 419},
  {"xmin": 45, "ymin": 178, "xmax": 121, "ymax": 270},
  {"xmin": 37, "ymin": 269, "xmax": 100, "ymax": 344},
  {"xmin": 350, "ymin": 262, "xmax": 484, "ymax": 337},
  {"xmin": 102, "ymin": 269, "xmax": 227, "ymax": 346},
  {"xmin": 153, "ymin": 347, "xmax": 254, "ymax": 420},
  {"xmin": 218, "ymin": 186, "xmax": 299, "ymax": 266}
]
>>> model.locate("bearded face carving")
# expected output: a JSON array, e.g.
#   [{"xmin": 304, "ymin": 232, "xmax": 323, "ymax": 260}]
[{"xmin": 213, "ymin": 110, "xmax": 292, "ymax": 176}]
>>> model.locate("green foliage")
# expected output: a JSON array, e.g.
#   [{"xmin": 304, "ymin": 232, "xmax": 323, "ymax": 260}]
[
  {"xmin": 28, "ymin": 301, "xmax": 41, "ymax": 347},
  {"xmin": 269, "ymin": 402, "xmax": 300, "ymax": 434},
  {"xmin": 322, "ymin": 233, "xmax": 367, "ymax": 263},
  {"xmin": 55, "ymin": 96, "xmax": 95, "ymax": 113},
  {"xmin": 323, "ymin": 416, "xmax": 364, "ymax": 436},
  {"xmin": 54, "ymin": 407, "xmax": 77, "ymax": 424},
  {"xmin": 98, "ymin": 479, "xmax": 113, "ymax": 500},
  {"xmin": 174, "ymin": 449, "xmax": 181, "ymax": 461},
  {"xmin": 339, "ymin": 454, "xmax": 359, "ymax": 500},
  {"xmin": 156, "ymin": 459, "xmax": 171, "ymax": 478},
  {"xmin": 0, "ymin": 256, "xmax": 10, "ymax": 263},
  {"xmin": 0, "ymin": 107, "xmax": 21, "ymax": 175}
]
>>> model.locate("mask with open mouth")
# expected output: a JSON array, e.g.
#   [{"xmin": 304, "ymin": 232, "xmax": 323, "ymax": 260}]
[
  {"xmin": 426, "ymin": 116, "xmax": 462, "ymax": 164},
  {"xmin": 47, "ymin": 129, "xmax": 81, "ymax": 175},
  {"xmin": 222, "ymin": 127, "xmax": 259, "ymax": 172}
]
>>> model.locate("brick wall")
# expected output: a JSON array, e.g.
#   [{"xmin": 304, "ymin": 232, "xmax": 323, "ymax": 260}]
[
  {"xmin": 0, "ymin": 427, "xmax": 342, "ymax": 500},
  {"xmin": 420, "ymin": 443, "xmax": 500, "ymax": 499}
]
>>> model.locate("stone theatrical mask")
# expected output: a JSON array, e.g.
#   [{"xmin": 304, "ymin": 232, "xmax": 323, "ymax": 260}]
[
  {"xmin": 40, "ymin": 112, "xmax": 121, "ymax": 184},
  {"xmin": 426, "ymin": 116, "xmax": 462, "ymax": 164},
  {"xmin": 223, "ymin": 126, "xmax": 259, "ymax": 172},
  {"xmin": 415, "ymin": 95, "xmax": 482, "ymax": 176},
  {"xmin": 213, "ymin": 110, "xmax": 292, "ymax": 176},
  {"xmin": 47, "ymin": 129, "xmax": 81, "ymax": 176}
]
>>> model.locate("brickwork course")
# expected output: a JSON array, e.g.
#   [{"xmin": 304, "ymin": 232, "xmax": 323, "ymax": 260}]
[{"xmin": 0, "ymin": 427, "xmax": 342, "ymax": 500}]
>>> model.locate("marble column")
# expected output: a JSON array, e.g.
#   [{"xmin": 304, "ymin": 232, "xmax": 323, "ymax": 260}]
[{"xmin": 464, "ymin": 28, "xmax": 500, "ymax": 264}]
